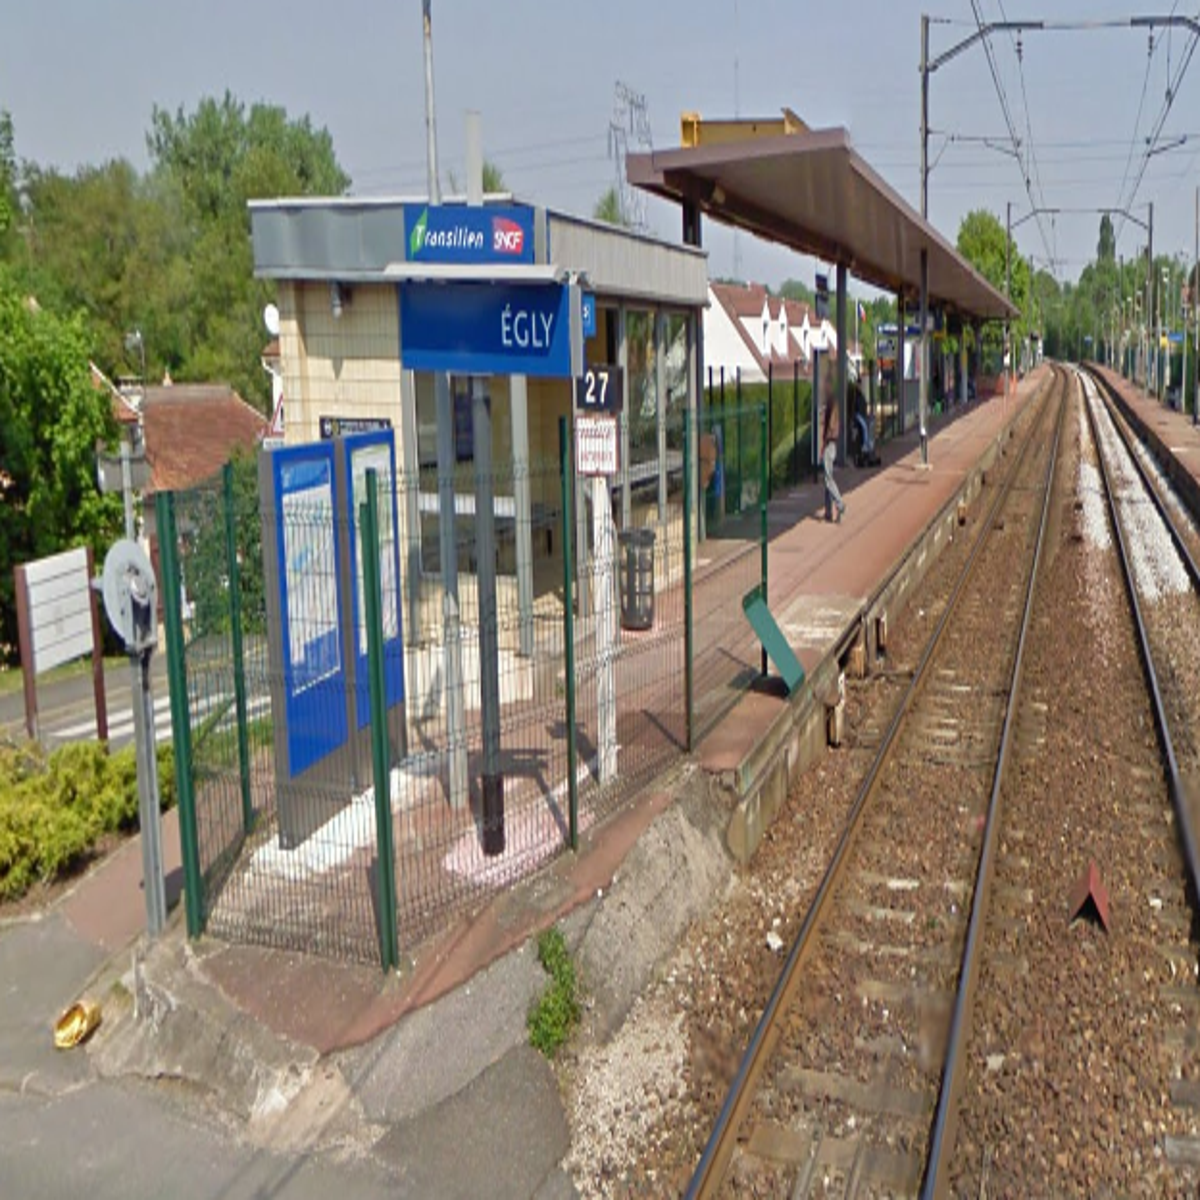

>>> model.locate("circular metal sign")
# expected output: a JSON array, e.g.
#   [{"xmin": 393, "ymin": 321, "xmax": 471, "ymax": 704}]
[{"xmin": 101, "ymin": 538, "xmax": 156, "ymax": 647}]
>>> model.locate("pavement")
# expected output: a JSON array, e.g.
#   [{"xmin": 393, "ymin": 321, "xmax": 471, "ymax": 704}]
[{"xmin": 0, "ymin": 371, "xmax": 1049, "ymax": 1199}]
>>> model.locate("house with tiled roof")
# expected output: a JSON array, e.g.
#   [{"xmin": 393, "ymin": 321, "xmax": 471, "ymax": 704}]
[
  {"xmin": 704, "ymin": 281, "xmax": 853, "ymax": 385},
  {"xmin": 135, "ymin": 382, "xmax": 267, "ymax": 616},
  {"xmin": 140, "ymin": 383, "xmax": 267, "ymax": 493}
]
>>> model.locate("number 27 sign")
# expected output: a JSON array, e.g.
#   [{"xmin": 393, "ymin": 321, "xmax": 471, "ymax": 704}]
[{"xmin": 574, "ymin": 365, "xmax": 622, "ymax": 412}]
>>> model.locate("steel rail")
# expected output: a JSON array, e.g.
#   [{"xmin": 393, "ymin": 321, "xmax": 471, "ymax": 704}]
[
  {"xmin": 825, "ymin": 370, "xmax": 1059, "ymax": 676},
  {"xmin": 1079, "ymin": 367, "xmax": 1200, "ymax": 914},
  {"xmin": 921, "ymin": 366, "xmax": 1068, "ymax": 1198},
  {"xmin": 683, "ymin": 367, "xmax": 1065, "ymax": 1200}
]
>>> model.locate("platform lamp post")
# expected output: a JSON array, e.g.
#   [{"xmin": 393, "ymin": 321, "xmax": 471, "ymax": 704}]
[{"xmin": 1157, "ymin": 263, "xmax": 1163, "ymax": 401}]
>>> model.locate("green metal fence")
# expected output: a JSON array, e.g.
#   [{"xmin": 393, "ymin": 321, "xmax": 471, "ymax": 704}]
[{"xmin": 162, "ymin": 409, "xmax": 769, "ymax": 970}]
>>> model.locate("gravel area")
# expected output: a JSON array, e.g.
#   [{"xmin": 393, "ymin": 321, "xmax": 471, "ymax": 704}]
[{"xmin": 949, "ymin": 371, "xmax": 1200, "ymax": 1197}]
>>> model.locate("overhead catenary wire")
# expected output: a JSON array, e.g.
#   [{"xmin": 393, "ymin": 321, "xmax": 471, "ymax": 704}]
[
  {"xmin": 1118, "ymin": 16, "xmax": 1200, "ymax": 227},
  {"xmin": 968, "ymin": 0, "xmax": 1054, "ymax": 267}
]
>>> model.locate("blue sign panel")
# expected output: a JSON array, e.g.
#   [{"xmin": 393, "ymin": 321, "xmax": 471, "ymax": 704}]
[
  {"xmin": 581, "ymin": 292, "xmax": 596, "ymax": 339},
  {"xmin": 271, "ymin": 444, "xmax": 348, "ymax": 777},
  {"xmin": 399, "ymin": 281, "xmax": 573, "ymax": 377},
  {"xmin": 404, "ymin": 204, "xmax": 535, "ymax": 265},
  {"xmin": 342, "ymin": 431, "xmax": 405, "ymax": 731}
]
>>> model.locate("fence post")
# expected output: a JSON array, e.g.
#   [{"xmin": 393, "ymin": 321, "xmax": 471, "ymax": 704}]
[
  {"xmin": 683, "ymin": 406, "xmax": 694, "ymax": 752},
  {"xmin": 735, "ymin": 367, "xmax": 743, "ymax": 513},
  {"xmin": 363, "ymin": 471, "xmax": 399, "ymax": 973},
  {"xmin": 760, "ymin": 404, "xmax": 769, "ymax": 678},
  {"xmin": 558, "ymin": 418, "xmax": 579, "ymax": 850},
  {"xmin": 159, "ymin": 490, "xmax": 204, "ymax": 939},
  {"xmin": 793, "ymin": 360, "xmax": 800, "ymax": 487},
  {"xmin": 223, "ymin": 462, "xmax": 253, "ymax": 834},
  {"xmin": 767, "ymin": 361, "xmax": 774, "ymax": 499}
]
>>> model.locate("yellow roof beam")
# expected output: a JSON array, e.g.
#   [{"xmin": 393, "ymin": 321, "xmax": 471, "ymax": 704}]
[{"xmin": 680, "ymin": 107, "xmax": 808, "ymax": 148}]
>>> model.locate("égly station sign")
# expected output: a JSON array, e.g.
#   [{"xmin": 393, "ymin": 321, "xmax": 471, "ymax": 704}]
[{"xmin": 398, "ymin": 203, "xmax": 587, "ymax": 379}]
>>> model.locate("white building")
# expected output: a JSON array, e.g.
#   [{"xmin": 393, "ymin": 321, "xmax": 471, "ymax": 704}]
[{"xmin": 703, "ymin": 281, "xmax": 851, "ymax": 385}]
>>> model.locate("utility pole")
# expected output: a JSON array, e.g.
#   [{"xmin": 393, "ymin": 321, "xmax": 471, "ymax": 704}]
[
  {"xmin": 1148, "ymin": 201, "xmax": 1155, "ymax": 398},
  {"xmin": 422, "ymin": 0, "xmax": 468, "ymax": 808},
  {"xmin": 1005, "ymin": 201, "xmax": 1012, "ymax": 378},
  {"xmin": 918, "ymin": 12, "xmax": 930, "ymax": 465},
  {"xmin": 422, "ymin": 0, "xmax": 439, "ymax": 202}
]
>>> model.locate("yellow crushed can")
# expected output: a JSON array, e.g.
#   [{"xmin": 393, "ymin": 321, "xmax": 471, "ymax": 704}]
[{"xmin": 53, "ymin": 998, "xmax": 102, "ymax": 1049}]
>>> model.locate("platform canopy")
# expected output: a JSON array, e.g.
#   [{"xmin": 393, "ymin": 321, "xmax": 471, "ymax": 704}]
[{"xmin": 627, "ymin": 126, "xmax": 1017, "ymax": 323}]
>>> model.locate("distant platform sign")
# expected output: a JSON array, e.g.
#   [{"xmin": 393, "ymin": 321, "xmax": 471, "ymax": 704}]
[
  {"xmin": 576, "ymin": 414, "xmax": 619, "ymax": 477},
  {"xmin": 320, "ymin": 415, "xmax": 393, "ymax": 440}
]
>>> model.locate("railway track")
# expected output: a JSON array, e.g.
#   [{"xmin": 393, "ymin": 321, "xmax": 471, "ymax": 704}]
[
  {"xmin": 677, "ymin": 363, "xmax": 1200, "ymax": 1197},
  {"xmin": 683, "ymin": 366, "xmax": 1069, "ymax": 1197}
]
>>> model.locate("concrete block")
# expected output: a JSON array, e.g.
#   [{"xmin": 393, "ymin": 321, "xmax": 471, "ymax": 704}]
[
  {"xmin": 827, "ymin": 700, "xmax": 845, "ymax": 747},
  {"xmin": 848, "ymin": 641, "xmax": 866, "ymax": 680}
]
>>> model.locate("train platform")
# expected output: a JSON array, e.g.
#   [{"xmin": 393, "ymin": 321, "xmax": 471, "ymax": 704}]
[
  {"xmin": 1090, "ymin": 365, "xmax": 1200, "ymax": 499},
  {"xmin": 0, "ymin": 365, "xmax": 1047, "ymax": 1197}
]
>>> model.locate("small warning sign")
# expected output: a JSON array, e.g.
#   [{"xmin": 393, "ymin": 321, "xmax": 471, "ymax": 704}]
[{"xmin": 576, "ymin": 414, "xmax": 618, "ymax": 477}]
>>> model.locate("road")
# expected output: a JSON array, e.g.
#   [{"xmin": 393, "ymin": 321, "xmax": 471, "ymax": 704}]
[
  {"xmin": 0, "ymin": 1084, "xmax": 402, "ymax": 1200},
  {"xmin": 0, "ymin": 655, "xmax": 171, "ymax": 751},
  {"xmin": 0, "ymin": 655, "xmax": 269, "ymax": 753}
]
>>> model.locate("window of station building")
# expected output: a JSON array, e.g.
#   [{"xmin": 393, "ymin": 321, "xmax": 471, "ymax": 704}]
[
  {"xmin": 414, "ymin": 371, "xmax": 480, "ymax": 578},
  {"xmin": 625, "ymin": 308, "xmax": 658, "ymax": 525},
  {"xmin": 415, "ymin": 373, "xmax": 479, "ymax": 468}
]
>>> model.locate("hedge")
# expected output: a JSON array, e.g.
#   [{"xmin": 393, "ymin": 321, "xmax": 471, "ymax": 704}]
[{"xmin": 0, "ymin": 738, "xmax": 176, "ymax": 901}]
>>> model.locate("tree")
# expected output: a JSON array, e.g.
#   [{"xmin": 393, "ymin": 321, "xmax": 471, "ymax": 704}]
[
  {"xmin": 147, "ymin": 92, "xmax": 348, "ymax": 225},
  {"xmin": 483, "ymin": 160, "xmax": 505, "ymax": 193},
  {"xmin": 777, "ymin": 279, "xmax": 815, "ymax": 305},
  {"xmin": 446, "ymin": 158, "xmax": 505, "ymax": 196},
  {"xmin": 0, "ymin": 270, "xmax": 122, "ymax": 661},
  {"xmin": 1097, "ymin": 213, "xmax": 1116, "ymax": 263},
  {"xmin": 18, "ymin": 159, "xmax": 151, "ymax": 372},
  {"xmin": 593, "ymin": 187, "xmax": 629, "ymax": 227},
  {"xmin": 146, "ymin": 92, "xmax": 349, "ymax": 406},
  {"xmin": 957, "ymin": 209, "xmax": 1031, "ymax": 370}
]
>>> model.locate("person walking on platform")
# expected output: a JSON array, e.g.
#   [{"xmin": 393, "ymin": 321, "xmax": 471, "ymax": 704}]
[{"xmin": 822, "ymin": 364, "xmax": 846, "ymax": 523}]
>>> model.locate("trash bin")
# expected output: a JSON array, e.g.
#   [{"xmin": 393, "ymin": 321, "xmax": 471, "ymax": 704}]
[{"xmin": 618, "ymin": 527, "xmax": 655, "ymax": 631}]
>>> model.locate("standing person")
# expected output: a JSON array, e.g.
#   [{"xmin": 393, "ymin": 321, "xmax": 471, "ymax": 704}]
[{"xmin": 821, "ymin": 362, "xmax": 846, "ymax": 523}]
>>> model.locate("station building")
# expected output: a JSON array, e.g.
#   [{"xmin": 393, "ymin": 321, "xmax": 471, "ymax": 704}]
[{"xmin": 249, "ymin": 194, "xmax": 709, "ymax": 771}]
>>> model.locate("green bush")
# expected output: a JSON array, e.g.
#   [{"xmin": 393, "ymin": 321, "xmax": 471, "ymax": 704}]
[
  {"xmin": 528, "ymin": 926, "xmax": 580, "ymax": 1058},
  {"xmin": 0, "ymin": 737, "xmax": 177, "ymax": 901}
]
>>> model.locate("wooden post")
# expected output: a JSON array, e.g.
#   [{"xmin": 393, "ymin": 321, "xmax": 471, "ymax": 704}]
[{"xmin": 86, "ymin": 545, "xmax": 109, "ymax": 744}]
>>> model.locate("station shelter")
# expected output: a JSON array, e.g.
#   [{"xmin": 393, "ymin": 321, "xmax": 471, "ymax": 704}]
[
  {"xmin": 627, "ymin": 122, "xmax": 1017, "ymax": 466},
  {"xmin": 248, "ymin": 194, "xmax": 708, "ymax": 840}
]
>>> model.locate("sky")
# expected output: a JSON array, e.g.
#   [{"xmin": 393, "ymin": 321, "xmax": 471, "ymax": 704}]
[{"xmin": 4, "ymin": 1, "xmax": 1200, "ymax": 301}]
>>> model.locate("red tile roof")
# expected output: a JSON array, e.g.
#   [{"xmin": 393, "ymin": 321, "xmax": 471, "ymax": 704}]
[
  {"xmin": 710, "ymin": 280, "xmax": 770, "ymax": 319},
  {"xmin": 710, "ymin": 282, "xmax": 814, "ymax": 378},
  {"xmin": 141, "ymin": 384, "xmax": 267, "ymax": 492}
]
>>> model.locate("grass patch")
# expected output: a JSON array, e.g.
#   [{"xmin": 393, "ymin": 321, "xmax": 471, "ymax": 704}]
[
  {"xmin": 527, "ymin": 926, "xmax": 580, "ymax": 1059},
  {"xmin": 0, "ymin": 655, "xmax": 125, "ymax": 697}
]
